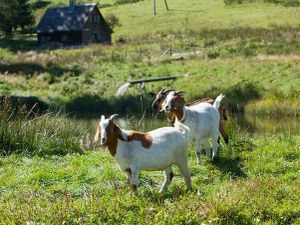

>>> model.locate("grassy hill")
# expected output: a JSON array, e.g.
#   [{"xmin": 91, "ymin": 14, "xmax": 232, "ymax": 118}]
[{"xmin": 1, "ymin": 0, "xmax": 300, "ymax": 115}]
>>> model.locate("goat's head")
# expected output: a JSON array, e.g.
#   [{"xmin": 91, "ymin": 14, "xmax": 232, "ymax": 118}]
[
  {"xmin": 161, "ymin": 90, "xmax": 186, "ymax": 113},
  {"xmin": 150, "ymin": 88, "xmax": 173, "ymax": 111},
  {"xmin": 94, "ymin": 114, "xmax": 127, "ymax": 146}
]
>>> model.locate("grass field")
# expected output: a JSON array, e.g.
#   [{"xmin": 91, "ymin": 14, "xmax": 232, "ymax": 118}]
[
  {"xmin": 0, "ymin": 1, "xmax": 299, "ymax": 224},
  {"xmin": 0, "ymin": 132, "xmax": 299, "ymax": 224},
  {"xmin": 1, "ymin": 0, "xmax": 300, "ymax": 115}
]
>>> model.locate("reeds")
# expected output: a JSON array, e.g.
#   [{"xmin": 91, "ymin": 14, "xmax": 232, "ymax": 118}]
[{"xmin": 0, "ymin": 98, "xmax": 85, "ymax": 156}]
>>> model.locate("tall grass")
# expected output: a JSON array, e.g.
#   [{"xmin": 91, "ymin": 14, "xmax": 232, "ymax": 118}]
[{"xmin": 0, "ymin": 98, "xmax": 85, "ymax": 156}]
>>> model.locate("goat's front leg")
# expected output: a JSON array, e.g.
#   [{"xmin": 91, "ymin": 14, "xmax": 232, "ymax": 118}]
[
  {"xmin": 204, "ymin": 139, "xmax": 211, "ymax": 158},
  {"xmin": 125, "ymin": 168, "xmax": 132, "ymax": 185},
  {"xmin": 195, "ymin": 136, "xmax": 202, "ymax": 164},
  {"xmin": 159, "ymin": 166, "xmax": 173, "ymax": 193},
  {"xmin": 130, "ymin": 168, "xmax": 139, "ymax": 192}
]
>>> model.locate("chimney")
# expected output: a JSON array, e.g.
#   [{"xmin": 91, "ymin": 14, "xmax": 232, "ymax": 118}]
[{"xmin": 70, "ymin": 0, "xmax": 76, "ymax": 6}]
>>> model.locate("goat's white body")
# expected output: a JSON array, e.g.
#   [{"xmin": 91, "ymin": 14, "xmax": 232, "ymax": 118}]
[
  {"xmin": 112, "ymin": 123, "xmax": 191, "ymax": 192},
  {"xmin": 168, "ymin": 93, "xmax": 225, "ymax": 162},
  {"xmin": 180, "ymin": 103, "xmax": 220, "ymax": 140},
  {"xmin": 115, "ymin": 126, "xmax": 189, "ymax": 171}
]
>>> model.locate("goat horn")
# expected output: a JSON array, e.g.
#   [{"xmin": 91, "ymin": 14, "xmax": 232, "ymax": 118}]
[
  {"xmin": 175, "ymin": 90, "xmax": 186, "ymax": 95},
  {"xmin": 162, "ymin": 88, "xmax": 173, "ymax": 94},
  {"xmin": 108, "ymin": 114, "xmax": 119, "ymax": 120}
]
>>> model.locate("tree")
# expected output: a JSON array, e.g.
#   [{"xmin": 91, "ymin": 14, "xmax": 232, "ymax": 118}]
[
  {"xmin": 0, "ymin": 0, "xmax": 34, "ymax": 36},
  {"xmin": 0, "ymin": 0, "xmax": 16, "ymax": 36},
  {"xmin": 15, "ymin": 0, "xmax": 34, "ymax": 31}
]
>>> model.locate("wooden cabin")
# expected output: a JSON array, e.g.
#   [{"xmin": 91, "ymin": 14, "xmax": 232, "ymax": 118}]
[{"xmin": 36, "ymin": 1, "xmax": 112, "ymax": 47}]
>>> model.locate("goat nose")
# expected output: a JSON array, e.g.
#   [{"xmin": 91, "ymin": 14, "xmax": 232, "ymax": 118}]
[{"xmin": 101, "ymin": 138, "xmax": 106, "ymax": 144}]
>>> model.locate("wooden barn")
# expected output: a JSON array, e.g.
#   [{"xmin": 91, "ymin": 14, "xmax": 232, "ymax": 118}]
[{"xmin": 36, "ymin": 0, "xmax": 112, "ymax": 47}]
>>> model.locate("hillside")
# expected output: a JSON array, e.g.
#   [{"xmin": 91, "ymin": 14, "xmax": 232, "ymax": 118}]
[{"xmin": 0, "ymin": 0, "xmax": 300, "ymax": 115}]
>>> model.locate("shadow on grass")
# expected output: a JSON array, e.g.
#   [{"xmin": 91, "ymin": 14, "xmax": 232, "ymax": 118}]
[
  {"xmin": 0, "ymin": 95, "xmax": 49, "ymax": 113},
  {"xmin": 191, "ymin": 82, "xmax": 261, "ymax": 113},
  {"xmin": 0, "ymin": 36, "xmax": 36, "ymax": 52},
  {"xmin": 213, "ymin": 156, "xmax": 247, "ymax": 179},
  {"xmin": 66, "ymin": 94, "xmax": 144, "ymax": 115},
  {"xmin": 0, "ymin": 62, "xmax": 83, "ymax": 77}
]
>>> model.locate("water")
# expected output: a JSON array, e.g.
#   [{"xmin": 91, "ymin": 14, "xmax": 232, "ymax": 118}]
[{"xmin": 74, "ymin": 113, "xmax": 300, "ymax": 136}]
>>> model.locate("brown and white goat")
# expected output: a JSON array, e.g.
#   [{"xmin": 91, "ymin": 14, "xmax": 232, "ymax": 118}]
[
  {"xmin": 161, "ymin": 91, "xmax": 225, "ymax": 162},
  {"xmin": 94, "ymin": 114, "xmax": 192, "ymax": 192},
  {"xmin": 150, "ymin": 88, "xmax": 229, "ymax": 144}
]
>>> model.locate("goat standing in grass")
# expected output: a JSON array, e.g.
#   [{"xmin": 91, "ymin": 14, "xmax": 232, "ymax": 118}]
[
  {"xmin": 161, "ymin": 91, "xmax": 225, "ymax": 162},
  {"xmin": 151, "ymin": 88, "xmax": 229, "ymax": 144},
  {"xmin": 94, "ymin": 114, "xmax": 192, "ymax": 192}
]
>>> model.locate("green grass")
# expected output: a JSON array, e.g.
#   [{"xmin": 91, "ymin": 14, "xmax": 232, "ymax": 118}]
[
  {"xmin": 1, "ymin": 0, "xmax": 300, "ymax": 116},
  {"xmin": 0, "ymin": 132, "xmax": 299, "ymax": 224},
  {"xmin": 0, "ymin": 99, "xmax": 85, "ymax": 156}
]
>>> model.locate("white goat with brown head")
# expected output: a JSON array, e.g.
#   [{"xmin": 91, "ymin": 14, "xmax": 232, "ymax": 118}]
[
  {"xmin": 94, "ymin": 114, "xmax": 192, "ymax": 192},
  {"xmin": 161, "ymin": 91, "xmax": 225, "ymax": 162},
  {"xmin": 151, "ymin": 89, "xmax": 229, "ymax": 144}
]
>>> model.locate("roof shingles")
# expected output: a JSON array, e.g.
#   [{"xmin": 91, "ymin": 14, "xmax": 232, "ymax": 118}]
[{"xmin": 36, "ymin": 4, "xmax": 96, "ymax": 33}]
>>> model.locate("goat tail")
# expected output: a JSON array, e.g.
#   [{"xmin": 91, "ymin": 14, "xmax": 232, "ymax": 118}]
[
  {"xmin": 213, "ymin": 93, "xmax": 225, "ymax": 111},
  {"xmin": 175, "ymin": 121, "xmax": 190, "ymax": 139}
]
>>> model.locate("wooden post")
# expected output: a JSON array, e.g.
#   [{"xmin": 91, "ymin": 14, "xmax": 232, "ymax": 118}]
[
  {"xmin": 164, "ymin": 0, "xmax": 169, "ymax": 10},
  {"xmin": 153, "ymin": 0, "xmax": 157, "ymax": 15}
]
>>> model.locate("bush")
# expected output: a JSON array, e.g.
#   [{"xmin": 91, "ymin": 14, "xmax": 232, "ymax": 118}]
[
  {"xmin": 207, "ymin": 49, "xmax": 220, "ymax": 59},
  {"xmin": 105, "ymin": 13, "xmax": 121, "ymax": 30}
]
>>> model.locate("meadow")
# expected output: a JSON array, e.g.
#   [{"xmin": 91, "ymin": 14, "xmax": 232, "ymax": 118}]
[
  {"xmin": 1, "ymin": 0, "xmax": 300, "ymax": 115},
  {"xmin": 0, "ymin": 0, "xmax": 300, "ymax": 224},
  {"xmin": 0, "ymin": 113, "xmax": 299, "ymax": 224}
]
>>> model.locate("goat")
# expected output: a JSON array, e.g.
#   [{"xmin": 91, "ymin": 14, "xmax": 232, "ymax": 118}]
[
  {"xmin": 161, "ymin": 91, "xmax": 225, "ymax": 162},
  {"xmin": 94, "ymin": 114, "xmax": 192, "ymax": 192},
  {"xmin": 150, "ymin": 89, "xmax": 229, "ymax": 144}
]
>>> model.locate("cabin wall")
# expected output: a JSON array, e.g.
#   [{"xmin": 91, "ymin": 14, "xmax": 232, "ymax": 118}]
[
  {"xmin": 38, "ymin": 31, "xmax": 82, "ymax": 46},
  {"xmin": 82, "ymin": 7, "xmax": 111, "ymax": 44}
]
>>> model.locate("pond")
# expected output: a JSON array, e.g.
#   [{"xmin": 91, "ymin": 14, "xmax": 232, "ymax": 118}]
[{"xmin": 73, "ymin": 113, "xmax": 300, "ymax": 137}]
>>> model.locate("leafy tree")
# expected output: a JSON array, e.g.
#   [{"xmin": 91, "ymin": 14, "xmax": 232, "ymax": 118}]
[
  {"xmin": 0, "ymin": 0, "xmax": 17, "ymax": 36},
  {"xmin": 0, "ymin": 0, "xmax": 34, "ymax": 36},
  {"xmin": 15, "ymin": 0, "xmax": 34, "ymax": 31}
]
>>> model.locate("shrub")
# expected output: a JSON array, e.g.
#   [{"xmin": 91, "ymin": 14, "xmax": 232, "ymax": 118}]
[
  {"xmin": 207, "ymin": 49, "xmax": 220, "ymax": 59},
  {"xmin": 105, "ymin": 13, "xmax": 121, "ymax": 30}
]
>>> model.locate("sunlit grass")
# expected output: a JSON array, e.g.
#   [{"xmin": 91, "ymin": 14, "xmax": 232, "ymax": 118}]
[{"xmin": 0, "ymin": 132, "xmax": 299, "ymax": 224}]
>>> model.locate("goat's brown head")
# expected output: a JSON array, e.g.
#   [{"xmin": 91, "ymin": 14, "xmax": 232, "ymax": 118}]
[
  {"xmin": 94, "ymin": 114, "xmax": 127, "ymax": 147},
  {"xmin": 161, "ymin": 90, "xmax": 186, "ymax": 113},
  {"xmin": 150, "ymin": 88, "xmax": 173, "ymax": 111}
]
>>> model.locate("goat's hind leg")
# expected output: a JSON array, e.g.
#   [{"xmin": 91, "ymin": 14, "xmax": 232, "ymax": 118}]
[
  {"xmin": 195, "ymin": 136, "xmax": 202, "ymax": 164},
  {"xmin": 159, "ymin": 166, "xmax": 173, "ymax": 193},
  {"xmin": 212, "ymin": 132, "xmax": 220, "ymax": 161},
  {"xmin": 203, "ymin": 139, "xmax": 211, "ymax": 158}
]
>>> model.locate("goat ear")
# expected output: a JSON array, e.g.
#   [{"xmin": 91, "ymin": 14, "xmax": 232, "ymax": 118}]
[
  {"xmin": 174, "ymin": 96, "xmax": 185, "ymax": 109},
  {"xmin": 149, "ymin": 92, "xmax": 157, "ymax": 97},
  {"xmin": 108, "ymin": 114, "xmax": 119, "ymax": 121}
]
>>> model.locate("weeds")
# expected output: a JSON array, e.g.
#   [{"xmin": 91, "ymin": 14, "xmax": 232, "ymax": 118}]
[{"xmin": 0, "ymin": 97, "xmax": 84, "ymax": 156}]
